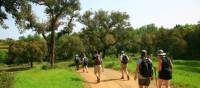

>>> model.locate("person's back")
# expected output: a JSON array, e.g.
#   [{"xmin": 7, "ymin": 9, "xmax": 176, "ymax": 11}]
[
  {"xmin": 134, "ymin": 50, "xmax": 152, "ymax": 88},
  {"xmin": 157, "ymin": 50, "xmax": 173, "ymax": 88},
  {"xmin": 93, "ymin": 51, "xmax": 103, "ymax": 83},
  {"xmin": 120, "ymin": 51, "xmax": 130, "ymax": 80},
  {"xmin": 74, "ymin": 54, "xmax": 80, "ymax": 70},
  {"xmin": 82, "ymin": 55, "xmax": 88, "ymax": 72}
]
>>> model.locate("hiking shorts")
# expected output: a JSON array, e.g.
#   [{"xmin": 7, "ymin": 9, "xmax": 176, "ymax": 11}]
[
  {"xmin": 158, "ymin": 72, "xmax": 172, "ymax": 80},
  {"xmin": 121, "ymin": 63, "xmax": 128, "ymax": 70},
  {"xmin": 94, "ymin": 65, "xmax": 101, "ymax": 74},
  {"xmin": 138, "ymin": 78, "xmax": 150, "ymax": 86}
]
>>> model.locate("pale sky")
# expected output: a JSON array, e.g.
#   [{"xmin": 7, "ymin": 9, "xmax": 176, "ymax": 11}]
[{"xmin": 1, "ymin": 0, "xmax": 200, "ymax": 39}]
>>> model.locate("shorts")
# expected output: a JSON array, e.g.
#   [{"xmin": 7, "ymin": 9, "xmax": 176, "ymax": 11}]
[
  {"xmin": 138, "ymin": 78, "xmax": 150, "ymax": 86},
  {"xmin": 94, "ymin": 65, "xmax": 101, "ymax": 74},
  {"xmin": 158, "ymin": 72, "xmax": 172, "ymax": 80},
  {"xmin": 83, "ymin": 62, "xmax": 88, "ymax": 67}
]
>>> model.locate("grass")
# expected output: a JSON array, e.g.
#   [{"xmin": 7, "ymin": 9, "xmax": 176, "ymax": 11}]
[
  {"xmin": 103, "ymin": 55, "xmax": 200, "ymax": 88},
  {"xmin": 14, "ymin": 62, "xmax": 84, "ymax": 88}
]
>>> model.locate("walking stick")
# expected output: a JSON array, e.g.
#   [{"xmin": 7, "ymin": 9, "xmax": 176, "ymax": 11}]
[{"xmin": 154, "ymin": 67, "xmax": 158, "ymax": 88}]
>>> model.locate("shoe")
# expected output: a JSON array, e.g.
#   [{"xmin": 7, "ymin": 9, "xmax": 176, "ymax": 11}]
[
  {"xmin": 121, "ymin": 76, "xmax": 124, "ymax": 79},
  {"xmin": 97, "ymin": 77, "xmax": 100, "ymax": 83},
  {"xmin": 127, "ymin": 75, "xmax": 130, "ymax": 80}
]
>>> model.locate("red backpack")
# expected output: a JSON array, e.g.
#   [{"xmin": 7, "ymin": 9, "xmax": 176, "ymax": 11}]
[{"xmin": 95, "ymin": 55, "xmax": 102, "ymax": 65}]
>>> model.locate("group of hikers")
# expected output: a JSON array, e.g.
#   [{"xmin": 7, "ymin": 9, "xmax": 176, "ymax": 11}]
[{"xmin": 74, "ymin": 50, "xmax": 173, "ymax": 88}]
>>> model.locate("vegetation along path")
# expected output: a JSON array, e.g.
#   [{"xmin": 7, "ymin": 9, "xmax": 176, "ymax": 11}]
[{"xmin": 79, "ymin": 68, "xmax": 156, "ymax": 88}]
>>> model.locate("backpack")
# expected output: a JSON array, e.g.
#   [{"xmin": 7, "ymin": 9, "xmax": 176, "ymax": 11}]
[
  {"xmin": 75, "ymin": 57, "xmax": 80, "ymax": 64},
  {"xmin": 83, "ymin": 57, "xmax": 88, "ymax": 64},
  {"xmin": 95, "ymin": 55, "xmax": 102, "ymax": 65},
  {"xmin": 161, "ymin": 57, "xmax": 172, "ymax": 74},
  {"xmin": 121, "ymin": 55, "xmax": 129, "ymax": 64},
  {"xmin": 139, "ymin": 58, "xmax": 153, "ymax": 77}
]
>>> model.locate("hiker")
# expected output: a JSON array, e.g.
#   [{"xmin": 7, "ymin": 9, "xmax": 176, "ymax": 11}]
[
  {"xmin": 74, "ymin": 54, "xmax": 80, "ymax": 70},
  {"xmin": 156, "ymin": 50, "xmax": 173, "ymax": 88},
  {"xmin": 134, "ymin": 50, "xmax": 153, "ymax": 88},
  {"xmin": 120, "ymin": 51, "xmax": 130, "ymax": 80},
  {"xmin": 93, "ymin": 51, "xmax": 104, "ymax": 83},
  {"xmin": 82, "ymin": 54, "xmax": 88, "ymax": 73}
]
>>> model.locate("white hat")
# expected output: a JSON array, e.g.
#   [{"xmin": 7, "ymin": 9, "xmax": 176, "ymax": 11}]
[{"xmin": 157, "ymin": 50, "xmax": 166, "ymax": 56}]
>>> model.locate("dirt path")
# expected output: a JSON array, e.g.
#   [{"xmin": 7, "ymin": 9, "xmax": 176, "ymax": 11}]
[{"xmin": 78, "ymin": 68, "xmax": 156, "ymax": 88}]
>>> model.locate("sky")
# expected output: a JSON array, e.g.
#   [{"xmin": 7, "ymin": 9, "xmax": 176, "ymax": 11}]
[{"xmin": 0, "ymin": 0, "xmax": 200, "ymax": 40}]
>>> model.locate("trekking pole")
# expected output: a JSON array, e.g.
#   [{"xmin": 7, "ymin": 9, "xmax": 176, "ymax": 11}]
[{"xmin": 153, "ymin": 66, "xmax": 158, "ymax": 88}]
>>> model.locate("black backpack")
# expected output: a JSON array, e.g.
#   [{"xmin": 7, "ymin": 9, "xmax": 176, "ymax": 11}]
[
  {"xmin": 161, "ymin": 57, "xmax": 172, "ymax": 74},
  {"xmin": 139, "ymin": 58, "xmax": 153, "ymax": 77},
  {"xmin": 83, "ymin": 57, "xmax": 88, "ymax": 64},
  {"xmin": 75, "ymin": 57, "xmax": 80, "ymax": 64},
  {"xmin": 122, "ymin": 55, "xmax": 129, "ymax": 64}
]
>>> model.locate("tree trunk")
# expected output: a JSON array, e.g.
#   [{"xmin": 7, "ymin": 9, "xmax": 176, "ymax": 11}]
[
  {"xmin": 50, "ymin": 30, "xmax": 55, "ymax": 67},
  {"xmin": 102, "ymin": 48, "xmax": 106, "ymax": 59},
  {"xmin": 30, "ymin": 59, "xmax": 33, "ymax": 68}
]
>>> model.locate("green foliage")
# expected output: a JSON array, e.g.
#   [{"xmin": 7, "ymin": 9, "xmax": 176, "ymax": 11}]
[
  {"xmin": 0, "ymin": 50, "xmax": 8, "ymax": 63},
  {"xmin": 8, "ymin": 40, "xmax": 47, "ymax": 66},
  {"xmin": 57, "ymin": 34, "xmax": 85, "ymax": 59},
  {"xmin": 0, "ymin": 72, "xmax": 15, "ymax": 88}
]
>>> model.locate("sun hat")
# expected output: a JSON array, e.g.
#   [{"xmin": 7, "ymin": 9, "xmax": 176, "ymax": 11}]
[
  {"xmin": 157, "ymin": 50, "xmax": 166, "ymax": 56},
  {"xmin": 141, "ymin": 49, "xmax": 147, "ymax": 53}
]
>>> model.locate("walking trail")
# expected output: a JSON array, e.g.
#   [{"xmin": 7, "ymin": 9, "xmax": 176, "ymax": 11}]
[{"xmin": 78, "ymin": 68, "xmax": 156, "ymax": 88}]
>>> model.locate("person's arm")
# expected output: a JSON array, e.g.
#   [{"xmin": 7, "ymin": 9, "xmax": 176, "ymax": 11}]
[
  {"xmin": 134, "ymin": 64, "xmax": 139, "ymax": 80},
  {"xmin": 101, "ymin": 58, "xmax": 104, "ymax": 72},
  {"xmin": 169, "ymin": 58, "xmax": 173, "ymax": 69},
  {"xmin": 157, "ymin": 59, "xmax": 162, "ymax": 71}
]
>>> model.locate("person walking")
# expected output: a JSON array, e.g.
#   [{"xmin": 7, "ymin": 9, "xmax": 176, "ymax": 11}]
[
  {"xmin": 120, "ymin": 51, "xmax": 130, "ymax": 80},
  {"xmin": 157, "ymin": 50, "xmax": 173, "ymax": 88},
  {"xmin": 134, "ymin": 50, "xmax": 153, "ymax": 88},
  {"xmin": 93, "ymin": 51, "xmax": 104, "ymax": 83},
  {"xmin": 74, "ymin": 54, "xmax": 80, "ymax": 70},
  {"xmin": 82, "ymin": 54, "xmax": 88, "ymax": 73}
]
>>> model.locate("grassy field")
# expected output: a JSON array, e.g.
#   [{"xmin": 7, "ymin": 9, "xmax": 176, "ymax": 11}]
[
  {"xmin": 15, "ymin": 68, "xmax": 83, "ymax": 88},
  {"xmin": 103, "ymin": 55, "xmax": 200, "ymax": 88}
]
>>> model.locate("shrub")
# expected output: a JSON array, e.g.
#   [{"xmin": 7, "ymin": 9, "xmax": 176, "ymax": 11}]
[{"xmin": 0, "ymin": 72, "xmax": 15, "ymax": 88}]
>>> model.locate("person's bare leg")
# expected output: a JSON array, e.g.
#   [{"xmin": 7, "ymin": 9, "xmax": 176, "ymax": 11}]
[
  {"xmin": 164, "ymin": 80, "xmax": 169, "ymax": 88},
  {"xmin": 86, "ymin": 66, "xmax": 88, "ymax": 72},
  {"xmin": 124, "ymin": 64, "xmax": 130, "ymax": 80},
  {"xmin": 121, "ymin": 64, "xmax": 124, "ymax": 78},
  {"xmin": 158, "ymin": 79, "xmax": 163, "ymax": 88},
  {"xmin": 139, "ymin": 85, "xmax": 143, "ymax": 88}
]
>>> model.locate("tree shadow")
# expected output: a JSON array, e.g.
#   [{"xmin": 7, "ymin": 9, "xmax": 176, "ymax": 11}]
[
  {"xmin": 71, "ymin": 77, "xmax": 83, "ymax": 82},
  {"xmin": 0, "ymin": 66, "xmax": 30, "ymax": 72},
  {"xmin": 101, "ymin": 78, "xmax": 121, "ymax": 82}
]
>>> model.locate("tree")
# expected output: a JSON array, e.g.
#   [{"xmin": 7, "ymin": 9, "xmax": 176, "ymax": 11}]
[
  {"xmin": 57, "ymin": 34, "xmax": 85, "ymax": 59},
  {"xmin": 18, "ymin": 0, "xmax": 80, "ymax": 66},
  {"xmin": 8, "ymin": 40, "xmax": 46, "ymax": 67},
  {"xmin": 79, "ymin": 10, "xmax": 131, "ymax": 58},
  {"xmin": 0, "ymin": 0, "xmax": 29, "ymax": 29}
]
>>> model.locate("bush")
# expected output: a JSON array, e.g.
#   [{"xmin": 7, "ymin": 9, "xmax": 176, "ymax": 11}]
[
  {"xmin": 0, "ymin": 72, "xmax": 14, "ymax": 88},
  {"xmin": 0, "ymin": 50, "xmax": 8, "ymax": 63}
]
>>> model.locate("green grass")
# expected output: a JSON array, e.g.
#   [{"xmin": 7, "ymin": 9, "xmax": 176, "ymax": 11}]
[
  {"xmin": 14, "ymin": 63, "xmax": 83, "ymax": 88},
  {"xmin": 103, "ymin": 56, "xmax": 200, "ymax": 88}
]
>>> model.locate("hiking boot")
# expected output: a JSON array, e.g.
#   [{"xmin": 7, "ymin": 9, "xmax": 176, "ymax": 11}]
[
  {"xmin": 120, "ymin": 76, "xmax": 124, "ymax": 79},
  {"xmin": 97, "ymin": 77, "xmax": 100, "ymax": 83},
  {"xmin": 127, "ymin": 75, "xmax": 130, "ymax": 80}
]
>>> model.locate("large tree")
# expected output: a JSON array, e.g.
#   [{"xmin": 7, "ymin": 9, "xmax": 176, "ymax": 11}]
[
  {"xmin": 79, "ymin": 10, "xmax": 131, "ymax": 58},
  {"xmin": 18, "ymin": 0, "xmax": 80, "ymax": 66}
]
